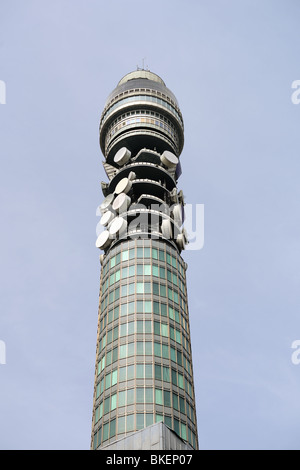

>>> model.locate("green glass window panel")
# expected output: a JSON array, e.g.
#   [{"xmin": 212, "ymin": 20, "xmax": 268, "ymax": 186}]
[
  {"xmin": 114, "ymin": 306, "xmax": 119, "ymax": 320},
  {"xmin": 128, "ymin": 342, "xmax": 134, "ymax": 356},
  {"xmin": 175, "ymin": 310, "xmax": 180, "ymax": 323},
  {"xmin": 154, "ymin": 342, "xmax": 161, "ymax": 356},
  {"xmin": 168, "ymin": 288, "xmax": 173, "ymax": 300},
  {"xmin": 113, "ymin": 327, "xmax": 118, "ymax": 341},
  {"xmin": 176, "ymin": 329, "xmax": 181, "ymax": 344},
  {"xmin": 116, "ymin": 253, "xmax": 121, "ymax": 265},
  {"xmin": 168, "ymin": 306, "xmax": 174, "ymax": 319},
  {"xmin": 177, "ymin": 350, "xmax": 182, "ymax": 366},
  {"xmin": 119, "ymin": 345, "xmax": 127, "ymax": 359},
  {"xmin": 165, "ymin": 416, "xmax": 172, "ymax": 429},
  {"xmin": 181, "ymin": 423, "xmax": 187, "ymax": 441},
  {"xmin": 137, "ymin": 341, "xmax": 144, "ymax": 355},
  {"xmin": 118, "ymin": 416, "xmax": 125, "ymax": 433},
  {"xmin": 111, "ymin": 393, "xmax": 117, "ymax": 411},
  {"xmin": 144, "ymin": 247, "xmax": 150, "ymax": 258},
  {"xmin": 174, "ymin": 418, "xmax": 180, "ymax": 435},
  {"xmin": 108, "ymin": 309, "xmax": 113, "ymax": 323},
  {"xmin": 127, "ymin": 364, "xmax": 134, "ymax": 380},
  {"xmin": 144, "ymin": 265, "xmax": 151, "ymax": 275},
  {"xmin": 172, "ymin": 369, "xmax": 177, "ymax": 385},
  {"xmin": 103, "ymin": 422, "xmax": 109, "ymax": 441},
  {"xmin": 136, "ymin": 413, "xmax": 144, "ymax": 430},
  {"xmin": 163, "ymin": 366, "xmax": 170, "ymax": 382},
  {"xmin": 118, "ymin": 390, "xmax": 125, "ymax": 407},
  {"xmin": 162, "ymin": 344, "xmax": 169, "ymax": 359},
  {"xmin": 155, "ymin": 364, "xmax": 161, "ymax": 380},
  {"xmin": 93, "ymin": 432, "xmax": 97, "ymax": 450},
  {"xmin": 120, "ymin": 304, "xmax": 127, "ymax": 316},
  {"xmin": 109, "ymin": 291, "xmax": 114, "ymax": 303},
  {"xmin": 96, "ymin": 383, "xmax": 100, "ymax": 398},
  {"xmin": 178, "ymin": 373, "xmax": 184, "ymax": 389},
  {"xmin": 107, "ymin": 329, "xmax": 112, "ymax": 344},
  {"xmin": 115, "ymin": 270, "xmax": 121, "ymax": 282},
  {"xmin": 152, "ymin": 248, "xmax": 158, "ymax": 259},
  {"xmin": 153, "ymin": 301, "xmax": 159, "ymax": 314},
  {"xmin": 136, "ymin": 388, "xmax": 144, "ymax": 403},
  {"xmin": 145, "ymin": 301, "xmax": 152, "ymax": 313},
  {"xmin": 129, "ymin": 249, "xmax": 135, "ymax": 259},
  {"xmin": 161, "ymin": 323, "xmax": 168, "ymax": 337},
  {"xmin": 122, "ymin": 267, "xmax": 128, "ymax": 278},
  {"xmin": 137, "ymin": 247, "xmax": 143, "ymax": 258},
  {"xmin": 104, "ymin": 397, "xmax": 110, "ymax": 414},
  {"xmin": 110, "ymin": 256, "xmax": 116, "ymax": 268},
  {"xmin": 99, "ymin": 401, "xmax": 103, "ymax": 418},
  {"xmin": 166, "ymin": 253, "xmax": 171, "ymax": 265},
  {"xmin": 144, "ymin": 282, "xmax": 151, "ymax": 293},
  {"xmin": 129, "ymin": 265, "xmax": 135, "ymax": 276},
  {"xmin": 154, "ymin": 321, "xmax": 160, "ymax": 335},
  {"xmin": 115, "ymin": 287, "xmax": 120, "ymax": 300},
  {"xmin": 127, "ymin": 414, "xmax": 134, "ymax": 432},
  {"xmin": 145, "ymin": 342, "xmax": 152, "ymax": 355},
  {"xmin": 128, "ymin": 321, "xmax": 135, "ymax": 335},
  {"xmin": 137, "ymin": 265, "xmax": 143, "ymax": 275},
  {"xmin": 145, "ymin": 388, "xmax": 153, "ymax": 403},
  {"xmin": 112, "ymin": 369, "xmax": 118, "ymax": 385},
  {"xmin": 155, "ymin": 414, "xmax": 163, "ymax": 423},
  {"xmin": 145, "ymin": 364, "xmax": 152, "ymax": 378},
  {"xmin": 173, "ymin": 273, "xmax": 178, "ymax": 285},
  {"xmin": 127, "ymin": 389, "xmax": 134, "ymax": 405},
  {"xmin": 161, "ymin": 304, "xmax": 167, "ymax": 317},
  {"xmin": 179, "ymin": 396, "xmax": 185, "ymax": 413},
  {"xmin": 100, "ymin": 378, "xmax": 104, "ymax": 394},
  {"xmin": 145, "ymin": 320, "xmax": 152, "ymax": 333},
  {"xmin": 119, "ymin": 367, "xmax": 126, "ymax": 382},
  {"xmin": 164, "ymin": 390, "xmax": 171, "ymax": 407},
  {"xmin": 160, "ymin": 285, "xmax": 166, "ymax": 297},
  {"xmin": 155, "ymin": 388, "xmax": 163, "ymax": 405},
  {"xmin": 146, "ymin": 414, "xmax": 154, "ymax": 426},
  {"xmin": 167, "ymin": 270, "xmax": 172, "ymax": 281},
  {"xmin": 109, "ymin": 418, "xmax": 116, "ymax": 438},
  {"xmin": 137, "ymin": 320, "xmax": 143, "ymax": 333},
  {"xmin": 172, "ymin": 256, "xmax": 177, "ymax": 268},
  {"xmin": 106, "ymin": 350, "xmax": 112, "ymax": 366},
  {"xmin": 159, "ymin": 267, "xmax": 166, "ymax": 279},
  {"xmin": 128, "ymin": 301, "xmax": 135, "ymax": 314},
  {"xmin": 159, "ymin": 250, "xmax": 165, "ymax": 261},
  {"xmin": 170, "ymin": 347, "xmax": 176, "ymax": 362},
  {"xmin": 174, "ymin": 291, "xmax": 179, "ymax": 304},
  {"xmin": 122, "ymin": 250, "xmax": 129, "ymax": 261},
  {"xmin": 173, "ymin": 393, "xmax": 179, "ymax": 410},
  {"xmin": 153, "ymin": 265, "xmax": 159, "ymax": 277},
  {"xmin": 128, "ymin": 283, "xmax": 135, "ymax": 295},
  {"xmin": 105, "ymin": 373, "xmax": 111, "ymax": 389},
  {"xmin": 95, "ymin": 406, "xmax": 99, "ymax": 423},
  {"xmin": 137, "ymin": 282, "xmax": 144, "ymax": 293},
  {"xmin": 153, "ymin": 283, "xmax": 159, "ymax": 295},
  {"xmin": 170, "ymin": 327, "xmax": 175, "ymax": 340},
  {"xmin": 120, "ymin": 323, "xmax": 127, "ymax": 336},
  {"xmin": 121, "ymin": 285, "xmax": 127, "ymax": 297},
  {"xmin": 136, "ymin": 363, "xmax": 144, "ymax": 378},
  {"xmin": 137, "ymin": 301, "xmax": 143, "ymax": 312}
]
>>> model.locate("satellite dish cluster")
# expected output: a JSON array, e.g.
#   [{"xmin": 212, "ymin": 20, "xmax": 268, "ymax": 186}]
[{"xmin": 96, "ymin": 146, "xmax": 188, "ymax": 254}]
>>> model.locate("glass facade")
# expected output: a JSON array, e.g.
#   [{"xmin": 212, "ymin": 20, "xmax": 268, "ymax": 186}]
[{"xmin": 91, "ymin": 239, "xmax": 198, "ymax": 449}]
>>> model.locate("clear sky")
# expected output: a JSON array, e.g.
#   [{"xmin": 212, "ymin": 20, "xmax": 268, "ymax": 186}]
[{"xmin": 1, "ymin": 0, "xmax": 300, "ymax": 450}]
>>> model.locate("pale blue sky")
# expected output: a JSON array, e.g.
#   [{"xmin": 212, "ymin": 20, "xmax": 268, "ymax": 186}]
[{"xmin": 1, "ymin": 0, "xmax": 300, "ymax": 450}]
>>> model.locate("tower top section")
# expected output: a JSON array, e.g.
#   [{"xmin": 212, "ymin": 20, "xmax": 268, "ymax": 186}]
[
  {"xmin": 117, "ymin": 70, "xmax": 166, "ymax": 86},
  {"xmin": 100, "ymin": 70, "xmax": 184, "ymax": 162}
]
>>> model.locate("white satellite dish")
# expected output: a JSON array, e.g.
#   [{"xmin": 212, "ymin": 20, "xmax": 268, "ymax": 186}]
[
  {"xmin": 115, "ymin": 177, "xmax": 132, "ymax": 195},
  {"xmin": 109, "ymin": 217, "xmax": 127, "ymax": 237},
  {"xmin": 95, "ymin": 230, "xmax": 111, "ymax": 250},
  {"xmin": 176, "ymin": 233, "xmax": 185, "ymax": 250},
  {"xmin": 173, "ymin": 204, "xmax": 182, "ymax": 226},
  {"xmin": 160, "ymin": 150, "xmax": 178, "ymax": 168},
  {"xmin": 114, "ymin": 147, "xmax": 131, "ymax": 166},
  {"xmin": 100, "ymin": 193, "xmax": 114, "ymax": 214},
  {"xmin": 161, "ymin": 219, "xmax": 172, "ymax": 239},
  {"xmin": 112, "ymin": 192, "xmax": 131, "ymax": 212},
  {"xmin": 100, "ymin": 210, "xmax": 115, "ymax": 227}
]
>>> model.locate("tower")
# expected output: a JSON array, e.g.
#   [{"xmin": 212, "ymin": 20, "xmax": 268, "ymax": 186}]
[{"xmin": 91, "ymin": 70, "xmax": 198, "ymax": 450}]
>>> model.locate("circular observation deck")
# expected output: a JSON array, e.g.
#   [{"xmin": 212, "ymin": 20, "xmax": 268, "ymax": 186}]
[{"xmin": 99, "ymin": 70, "xmax": 184, "ymax": 163}]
